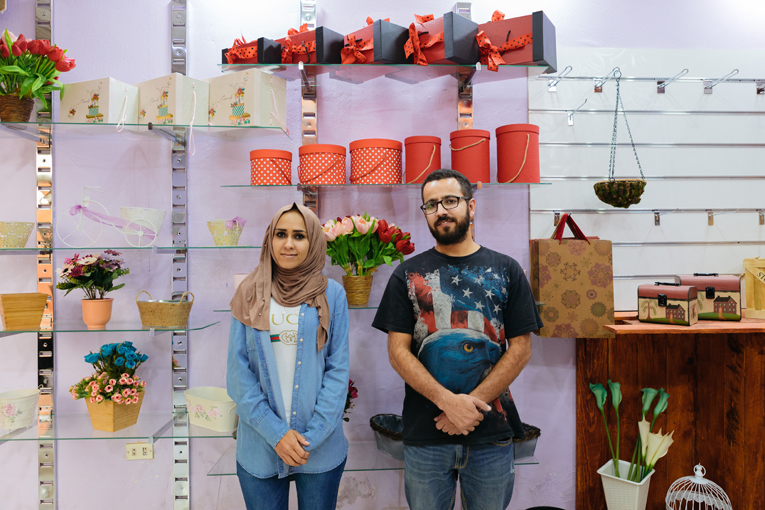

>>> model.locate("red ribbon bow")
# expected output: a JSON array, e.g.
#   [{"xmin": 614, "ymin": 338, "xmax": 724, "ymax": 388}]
[
  {"xmin": 225, "ymin": 36, "xmax": 257, "ymax": 64},
  {"xmin": 404, "ymin": 15, "xmax": 444, "ymax": 66},
  {"xmin": 491, "ymin": 10, "xmax": 505, "ymax": 22},
  {"xmin": 341, "ymin": 34, "xmax": 374, "ymax": 64},
  {"xmin": 365, "ymin": 16, "xmax": 389, "ymax": 25},
  {"xmin": 287, "ymin": 24, "xmax": 309, "ymax": 36},
  {"xmin": 281, "ymin": 39, "xmax": 316, "ymax": 64},
  {"xmin": 476, "ymin": 30, "xmax": 533, "ymax": 71}
]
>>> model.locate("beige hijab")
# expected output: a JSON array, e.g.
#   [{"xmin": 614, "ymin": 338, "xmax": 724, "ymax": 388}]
[{"xmin": 230, "ymin": 203, "xmax": 330, "ymax": 350}]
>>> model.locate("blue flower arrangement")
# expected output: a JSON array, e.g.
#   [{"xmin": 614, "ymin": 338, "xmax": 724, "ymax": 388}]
[{"xmin": 70, "ymin": 341, "xmax": 149, "ymax": 405}]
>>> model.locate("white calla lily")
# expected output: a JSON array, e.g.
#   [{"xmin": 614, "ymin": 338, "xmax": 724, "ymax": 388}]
[
  {"xmin": 638, "ymin": 417, "xmax": 650, "ymax": 457},
  {"xmin": 645, "ymin": 428, "xmax": 674, "ymax": 469}
]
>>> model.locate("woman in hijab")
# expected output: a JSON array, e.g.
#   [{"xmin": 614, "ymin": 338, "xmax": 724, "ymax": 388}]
[{"xmin": 228, "ymin": 203, "xmax": 349, "ymax": 510}]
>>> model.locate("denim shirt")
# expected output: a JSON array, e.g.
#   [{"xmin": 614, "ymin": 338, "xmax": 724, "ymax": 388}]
[{"xmin": 227, "ymin": 279, "xmax": 349, "ymax": 479}]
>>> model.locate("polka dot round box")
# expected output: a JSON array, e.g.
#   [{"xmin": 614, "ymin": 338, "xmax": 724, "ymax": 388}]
[
  {"xmin": 349, "ymin": 139, "xmax": 402, "ymax": 184},
  {"xmin": 250, "ymin": 149, "xmax": 292, "ymax": 185},
  {"xmin": 298, "ymin": 144, "xmax": 346, "ymax": 185}
]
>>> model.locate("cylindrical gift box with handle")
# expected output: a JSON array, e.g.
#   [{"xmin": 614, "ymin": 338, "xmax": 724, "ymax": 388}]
[
  {"xmin": 496, "ymin": 124, "xmax": 539, "ymax": 183},
  {"xmin": 349, "ymin": 139, "xmax": 403, "ymax": 184},
  {"xmin": 250, "ymin": 149, "xmax": 292, "ymax": 185},
  {"xmin": 449, "ymin": 129, "xmax": 491, "ymax": 182},
  {"xmin": 298, "ymin": 144, "xmax": 347, "ymax": 185},
  {"xmin": 404, "ymin": 136, "xmax": 441, "ymax": 184}
]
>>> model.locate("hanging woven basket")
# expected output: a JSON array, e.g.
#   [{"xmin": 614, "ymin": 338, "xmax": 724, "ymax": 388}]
[
  {"xmin": 595, "ymin": 68, "xmax": 647, "ymax": 209},
  {"xmin": 594, "ymin": 178, "xmax": 647, "ymax": 208}
]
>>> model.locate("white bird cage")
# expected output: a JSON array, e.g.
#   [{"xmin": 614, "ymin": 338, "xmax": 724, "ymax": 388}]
[{"xmin": 665, "ymin": 464, "xmax": 732, "ymax": 510}]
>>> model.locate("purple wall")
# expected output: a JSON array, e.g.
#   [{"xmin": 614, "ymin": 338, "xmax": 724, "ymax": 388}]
[{"xmin": 1, "ymin": 1, "xmax": 763, "ymax": 509}]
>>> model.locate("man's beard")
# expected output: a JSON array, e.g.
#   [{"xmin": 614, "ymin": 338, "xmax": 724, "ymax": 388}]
[{"xmin": 429, "ymin": 209, "xmax": 471, "ymax": 245}]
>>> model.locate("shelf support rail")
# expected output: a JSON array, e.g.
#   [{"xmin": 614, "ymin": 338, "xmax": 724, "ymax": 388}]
[
  {"xmin": 170, "ymin": 2, "xmax": 190, "ymax": 509},
  {"xmin": 35, "ymin": 1, "xmax": 55, "ymax": 509}
]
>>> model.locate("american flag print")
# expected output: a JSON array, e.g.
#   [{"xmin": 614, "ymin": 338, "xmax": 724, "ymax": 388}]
[{"xmin": 404, "ymin": 265, "xmax": 514, "ymax": 415}]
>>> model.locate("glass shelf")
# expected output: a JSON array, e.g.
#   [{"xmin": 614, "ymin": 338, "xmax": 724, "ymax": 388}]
[
  {"xmin": 213, "ymin": 304, "xmax": 378, "ymax": 313},
  {"xmin": 218, "ymin": 62, "xmax": 546, "ymax": 85},
  {"xmin": 214, "ymin": 303, "xmax": 543, "ymax": 313},
  {"xmin": 208, "ymin": 442, "xmax": 538, "ymax": 476},
  {"xmin": 222, "ymin": 183, "xmax": 550, "ymax": 191},
  {"xmin": 0, "ymin": 319, "xmax": 220, "ymax": 338},
  {"xmin": 0, "ymin": 121, "xmax": 288, "ymax": 142},
  {"xmin": 0, "ymin": 412, "xmax": 236, "ymax": 443},
  {"xmin": 0, "ymin": 246, "xmax": 262, "ymax": 255}
]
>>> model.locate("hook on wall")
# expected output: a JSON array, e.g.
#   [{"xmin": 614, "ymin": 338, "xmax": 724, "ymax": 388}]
[
  {"xmin": 704, "ymin": 69, "xmax": 739, "ymax": 94},
  {"xmin": 547, "ymin": 65, "xmax": 572, "ymax": 92},
  {"xmin": 567, "ymin": 98, "xmax": 588, "ymax": 126},
  {"xmin": 594, "ymin": 67, "xmax": 619, "ymax": 92},
  {"xmin": 657, "ymin": 69, "xmax": 689, "ymax": 93}
]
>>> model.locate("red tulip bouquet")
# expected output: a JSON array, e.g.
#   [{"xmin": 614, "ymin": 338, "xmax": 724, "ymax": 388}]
[
  {"xmin": 321, "ymin": 212, "xmax": 415, "ymax": 276},
  {"xmin": 0, "ymin": 29, "xmax": 76, "ymax": 110}
]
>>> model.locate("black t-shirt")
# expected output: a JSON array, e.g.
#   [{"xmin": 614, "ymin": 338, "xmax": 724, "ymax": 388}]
[{"xmin": 372, "ymin": 246, "xmax": 544, "ymax": 446}]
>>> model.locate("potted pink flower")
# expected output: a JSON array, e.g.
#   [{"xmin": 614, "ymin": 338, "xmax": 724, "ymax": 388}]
[
  {"xmin": 322, "ymin": 212, "xmax": 414, "ymax": 306},
  {"xmin": 55, "ymin": 250, "xmax": 129, "ymax": 329}
]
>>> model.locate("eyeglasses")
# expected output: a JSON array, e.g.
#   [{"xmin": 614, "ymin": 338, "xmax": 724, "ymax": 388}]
[{"xmin": 420, "ymin": 196, "xmax": 470, "ymax": 215}]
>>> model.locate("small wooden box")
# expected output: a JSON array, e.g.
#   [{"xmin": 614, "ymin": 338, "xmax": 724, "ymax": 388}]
[
  {"xmin": 676, "ymin": 274, "xmax": 742, "ymax": 321},
  {"xmin": 0, "ymin": 293, "xmax": 48, "ymax": 331},
  {"xmin": 744, "ymin": 258, "xmax": 765, "ymax": 319},
  {"xmin": 638, "ymin": 283, "xmax": 698, "ymax": 326}
]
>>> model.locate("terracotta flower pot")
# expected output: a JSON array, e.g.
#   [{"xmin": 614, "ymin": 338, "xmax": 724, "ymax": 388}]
[
  {"xmin": 85, "ymin": 390, "xmax": 145, "ymax": 432},
  {"xmin": 81, "ymin": 298, "xmax": 114, "ymax": 330},
  {"xmin": 342, "ymin": 275, "xmax": 373, "ymax": 307},
  {"xmin": 0, "ymin": 94, "xmax": 35, "ymax": 123}
]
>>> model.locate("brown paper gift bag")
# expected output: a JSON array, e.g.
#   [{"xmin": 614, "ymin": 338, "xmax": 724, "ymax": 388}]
[{"xmin": 530, "ymin": 214, "xmax": 614, "ymax": 338}]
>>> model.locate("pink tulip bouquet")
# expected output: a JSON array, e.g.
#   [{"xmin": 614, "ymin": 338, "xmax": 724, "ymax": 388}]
[
  {"xmin": 321, "ymin": 212, "xmax": 415, "ymax": 276},
  {"xmin": 0, "ymin": 29, "xmax": 76, "ymax": 109}
]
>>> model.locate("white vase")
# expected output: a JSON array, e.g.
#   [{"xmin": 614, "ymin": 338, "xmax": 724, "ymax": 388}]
[{"xmin": 597, "ymin": 459, "xmax": 654, "ymax": 510}]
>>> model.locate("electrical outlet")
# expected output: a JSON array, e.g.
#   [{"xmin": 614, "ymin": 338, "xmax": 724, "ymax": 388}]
[{"xmin": 126, "ymin": 442, "xmax": 154, "ymax": 460}]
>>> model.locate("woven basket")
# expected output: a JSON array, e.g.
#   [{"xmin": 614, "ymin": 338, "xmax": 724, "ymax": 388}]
[
  {"xmin": 0, "ymin": 221, "xmax": 34, "ymax": 248},
  {"xmin": 208, "ymin": 219, "xmax": 244, "ymax": 246},
  {"xmin": 0, "ymin": 94, "xmax": 35, "ymax": 122},
  {"xmin": 136, "ymin": 290, "xmax": 194, "ymax": 328},
  {"xmin": 0, "ymin": 388, "xmax": 40, "ymax": 430},
  {"xmin": 342, "ymin": 275, "xmax": 373, "ymax": 307},
  {"xmin": 594, "ymin": 179, "xmax": 647, "ymax": 209},
  {"xmin": 120, "ymin": 208, "xmax": 166, "ymax": 234},
  {"xmin": 369, "ymin": 413, "xmax": 404, "ymax": 460}
]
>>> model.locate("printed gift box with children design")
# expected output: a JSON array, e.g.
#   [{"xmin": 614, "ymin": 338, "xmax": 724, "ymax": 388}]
[
  {"xmin": 205, "ymin": 69, "xmax": 286, "ymax": 129},
  {"xmin": 134, "ymin": 72, "xmax": 208, "ymax": 126},
  {"xmin": 59, "ymin": 77, "xmax": 138, "ymax": 126}
]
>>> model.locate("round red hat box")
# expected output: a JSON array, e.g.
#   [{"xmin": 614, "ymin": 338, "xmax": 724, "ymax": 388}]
[
  {"xmin": 496, "ymin": 124, "xmax": 540, "ymax": 183},
  {"xmin": 449, "ymin": 129, "xmax": 491, "ymax": 183},
  {"xmin": 250, "ymin": 149, "xmax": 293, "ymax": 185},
  {"xmin": 404, "ymin": 136, "xmax": 441, "ymax": 184},
  {"xmin": 298, "ymin": 144, "xmax": 347, "ymax": 185},
  {"xmin": 349, "ymin": 138, "xmax": 403, "ymax": 184}
]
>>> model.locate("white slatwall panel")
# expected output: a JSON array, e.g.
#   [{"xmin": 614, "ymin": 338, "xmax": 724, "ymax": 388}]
[{"xmin": 529, "ymin": 48, "xmax": 765, "ymax": 310}]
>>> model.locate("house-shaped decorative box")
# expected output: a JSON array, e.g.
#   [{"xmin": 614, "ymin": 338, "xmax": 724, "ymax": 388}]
[
  {"xmin": 134, "ymin": 73, "xmax": 208, "ymax": 126},
  {"xmin": 205, "ymin": 69, "xmax": 286, "ymax": 129},
  {"xmin": 59, "ymin": 77, "xmax": 139, "ymax": 125},
  {"xmin": 638, "ymin": 282, "xmax": 698, "ymax": 326},
  {"xmin": 676, "ymin": 274, "xmax": 742, "ymax": 321}
]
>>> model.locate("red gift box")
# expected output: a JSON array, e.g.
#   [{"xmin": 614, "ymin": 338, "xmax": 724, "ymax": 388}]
[
  {"xmin": 342, "ymin": 18, "xmax": 411, "ymax": 64},
  {"xmin": 476, "ymin": 10, "xmax": 557, "ymax": 72},
  {"xmin": 222, "ymin": 37, "xmax": 281, "ymax": 65},
  {"xmin": 404, "ymin": 12, "xmax": 479, "ymax": 66},
  {"xmin": 272, "ymin": 24, "xmax": 345, "ymax": 64}
]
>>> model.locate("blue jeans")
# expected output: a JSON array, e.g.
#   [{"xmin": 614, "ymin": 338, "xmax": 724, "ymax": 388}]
[
  {"xmin": 404, "ymin": 440, "xmax": 515, "ymax": 510},
  {"xmin": 237, "ymin": 457, "xmax": 346, "ymax": 510}
]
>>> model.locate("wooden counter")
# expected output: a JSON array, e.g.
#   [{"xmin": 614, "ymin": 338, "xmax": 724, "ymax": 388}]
[{"xmin": 577, "ymin": 311, "xmax": 765, "ymax": 510}]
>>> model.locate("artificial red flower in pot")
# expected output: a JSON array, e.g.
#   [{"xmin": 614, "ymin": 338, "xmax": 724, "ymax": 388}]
[
  {"xmin": 322, "ymin": 213, "xmax": 415, "ymax": 306},
  {"xmin": 0, "ymin": 29, "xmax": 76, "ymax": 117}
]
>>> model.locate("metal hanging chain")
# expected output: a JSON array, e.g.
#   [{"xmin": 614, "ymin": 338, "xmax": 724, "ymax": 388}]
[{"xmin": 608, "ymin": 68, "xmax": 645, "ymax": 181}]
